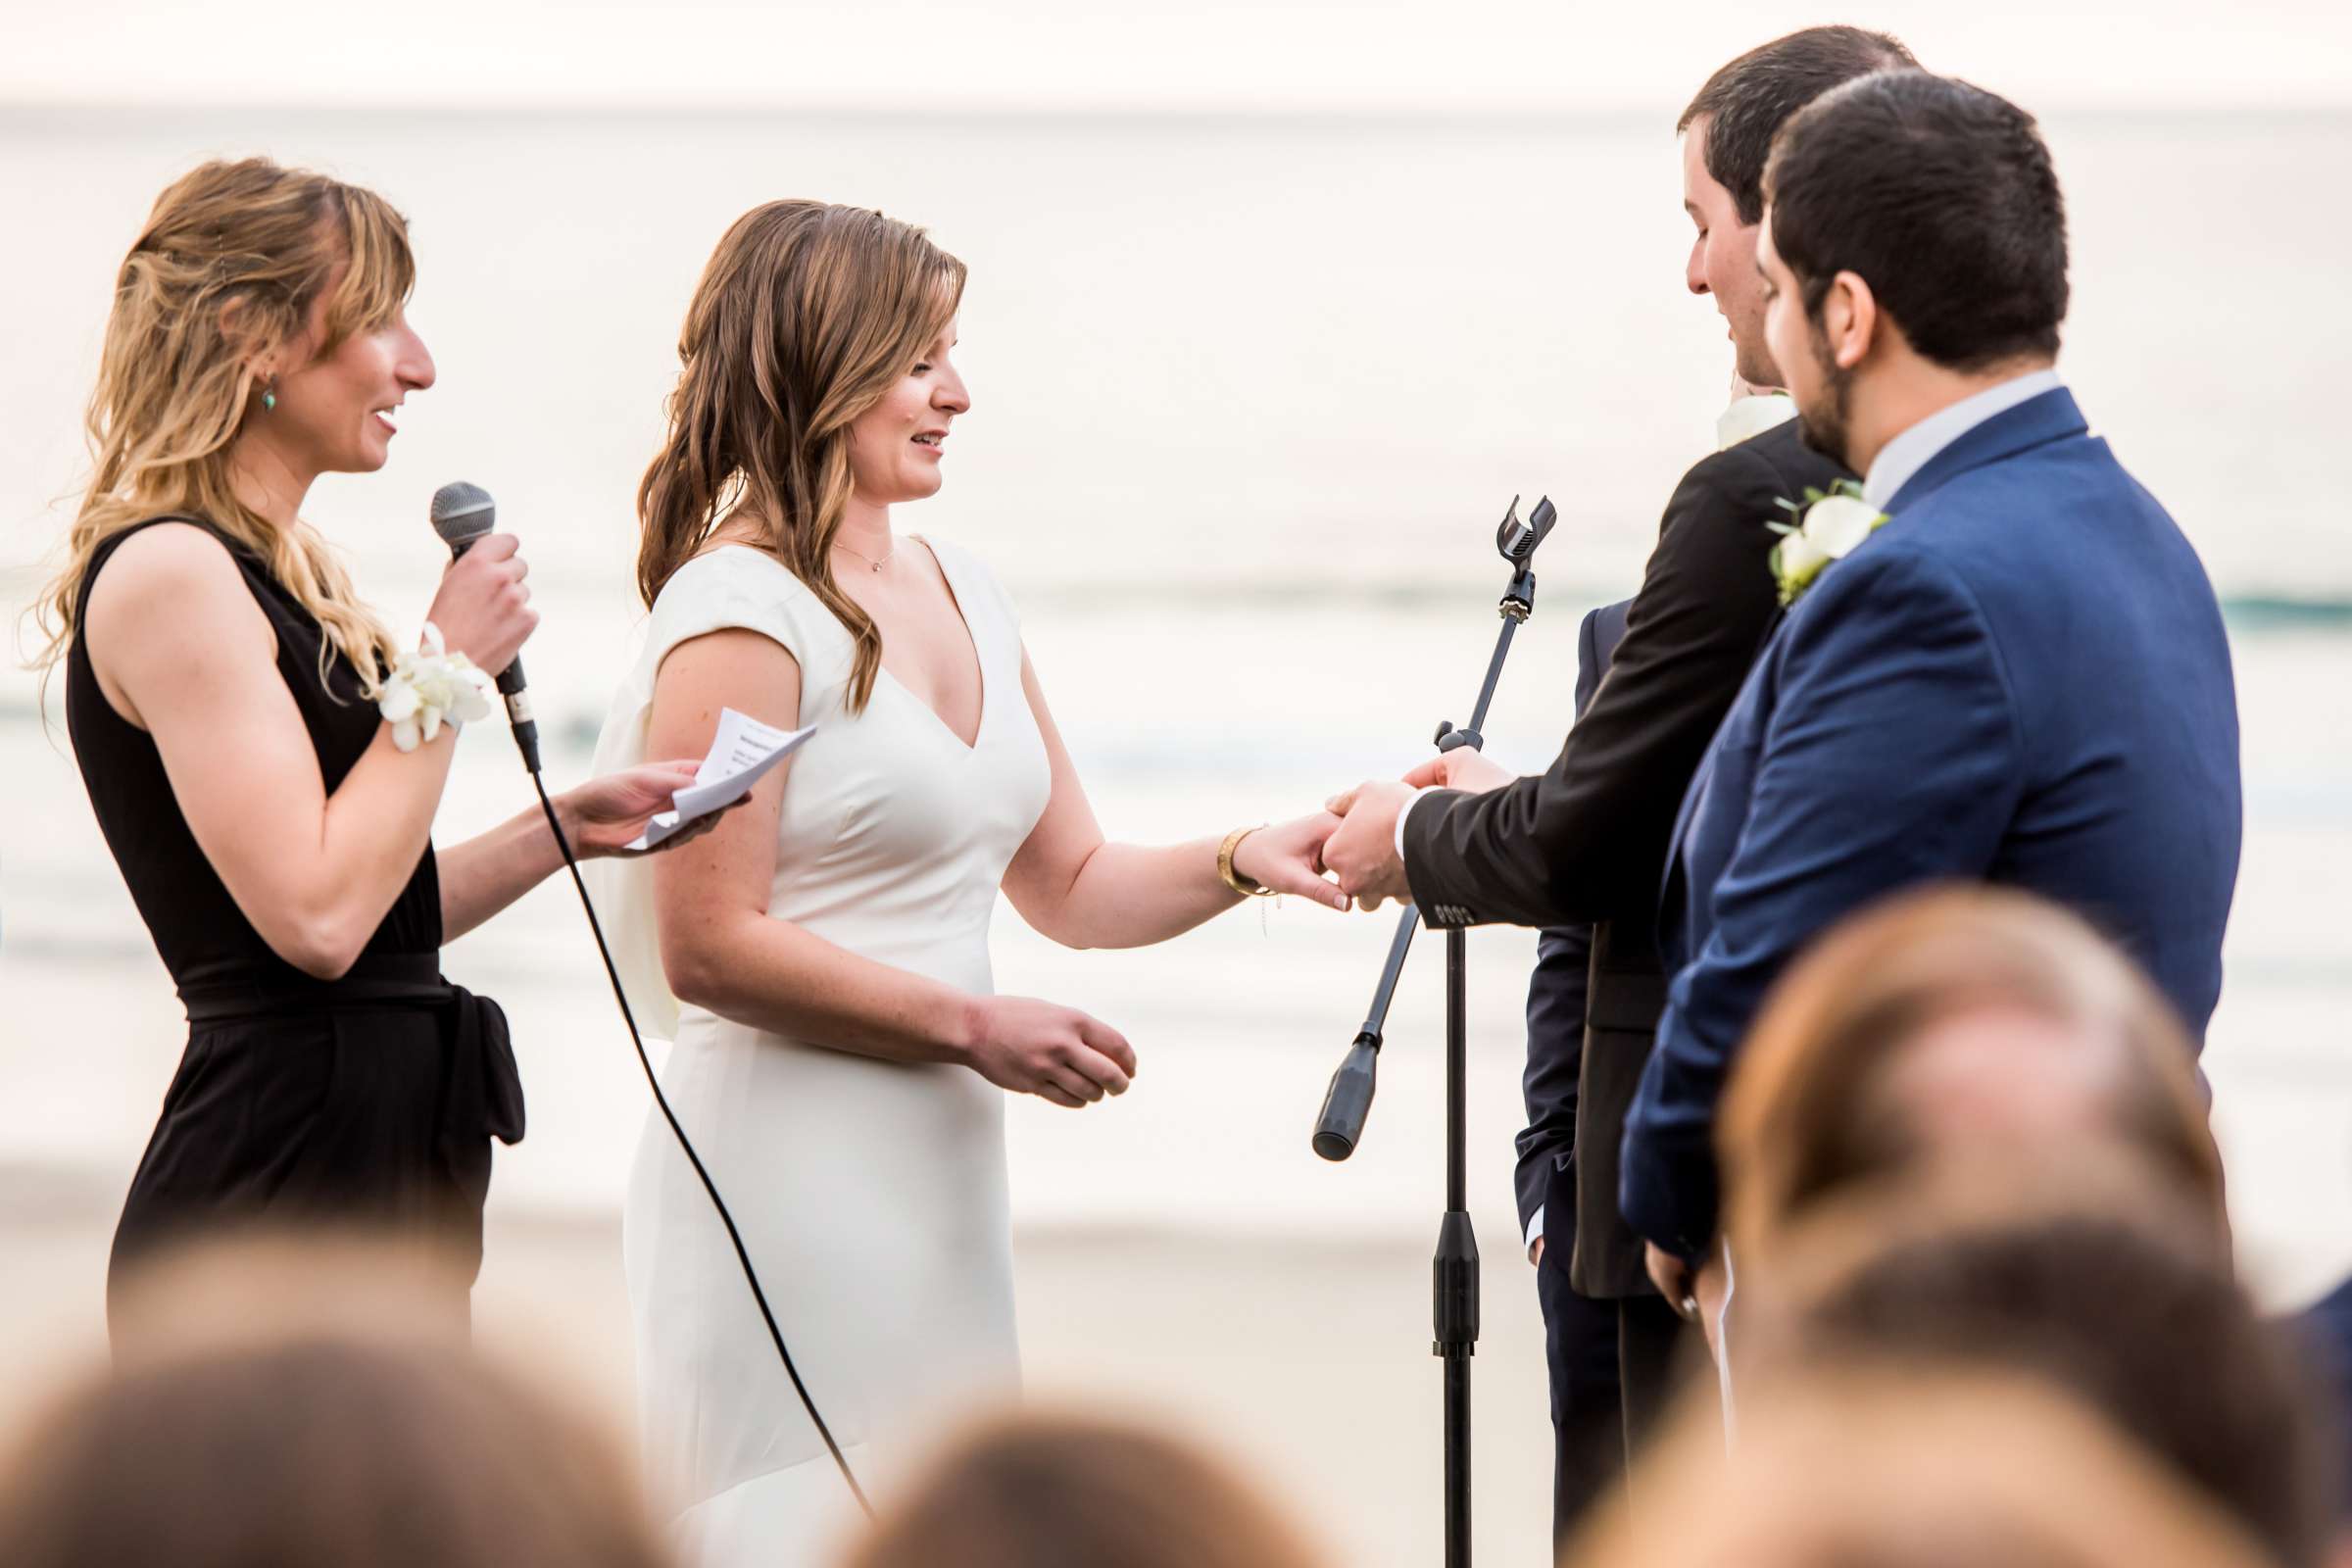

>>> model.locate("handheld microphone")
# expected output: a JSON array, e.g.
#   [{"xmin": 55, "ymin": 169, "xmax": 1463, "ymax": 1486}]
[{"xmin": 428, "ymin": 480, "xmax": 540, "ymax": 772}]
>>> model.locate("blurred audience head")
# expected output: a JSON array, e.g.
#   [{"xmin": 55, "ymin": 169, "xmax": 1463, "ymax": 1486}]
[
  {"xmin": 0, "ymin": 1238, "xmax": 669, "ymax": 1568},
  {"xmin": 636, "ymin": 199, "xmax": 967, "ymax": 714},
  {"xmin": 1718, "ymin": 884, "xmax": 2221, "ymax": 1265},
  {"xmin": 842, "ymin": 1408, "xmax": 1331, "ymax": 1568},
  {"xmin": 107, "ymin": 1221, "xmax": 479, "ymax": 1353},
  {"xmin": 1563, "ymin": 1366, "xmax": 2275, "ymax": 1568},
  {"xmin": 1737, "ymin": 1166, "xmax": 2338, "ymax": 1568}
]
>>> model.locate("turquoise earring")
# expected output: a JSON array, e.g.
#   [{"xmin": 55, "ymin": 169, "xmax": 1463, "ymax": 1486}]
[{"xmin": 262, "ymin": 377, "xmax": 277, "ymax": 412}]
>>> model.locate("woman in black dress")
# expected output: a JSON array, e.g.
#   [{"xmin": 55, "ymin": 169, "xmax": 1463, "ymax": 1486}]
[{"xmin": 37, "ymin": 158, "xmax": 718, "ymax": 1328}]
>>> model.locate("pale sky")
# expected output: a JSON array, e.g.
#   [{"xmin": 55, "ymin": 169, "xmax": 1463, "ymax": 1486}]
[{"xmin": 7, "ymin": 0, "xmax": 2350, "ymax": 112}]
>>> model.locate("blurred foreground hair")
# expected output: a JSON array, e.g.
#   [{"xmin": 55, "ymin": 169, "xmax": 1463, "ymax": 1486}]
[
  {"xmin": 1719, "ymin": 884, "xmax": 2221, "ymax": 1264},
  {"xmin": 0, "ymin": 1236, "xmax": 669, "ymax": 1568},
  {"xmin": 842, "ymin": 1407, "xmax": 1331, "ymax": 1568},
  {"xmin": 1562, "ymin": 1366, "xmax": 2275, "ymax": 1568},
  {"xmin": 637, "ymin": 201, "xmax": 965, "ymax": 713},
  {"xmin": 32, "ymin": 158, "xmax": 411, "ymax": 698},
  {"xmin": 1737, "ymin": 1163, "xmax": 2337, "ymax": 1568}
]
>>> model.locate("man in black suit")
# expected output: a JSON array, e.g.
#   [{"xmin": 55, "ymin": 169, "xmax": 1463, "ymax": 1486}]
[{"xmin": 1321, "ymin": 25, "xmax": 1916, "ymax": 1531}]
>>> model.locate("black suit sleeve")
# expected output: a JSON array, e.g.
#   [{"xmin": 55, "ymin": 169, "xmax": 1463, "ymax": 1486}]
[
  {"xmin": 1401, "ymin": 438, "xmax": 1796, "ymax": 930},
  {"xmin": 1513, "ymin": 609, "xmax": 1606, "ymax": 1239}
]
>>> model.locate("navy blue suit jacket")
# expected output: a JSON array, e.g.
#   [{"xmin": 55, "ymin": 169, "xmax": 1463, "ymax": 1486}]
[
  {"xmin": 1515, "ymin": 602, "xmax": 1626, "ymax": 1244},
  {"xmin": 1621, "ymin": 386, "xmax": 2243, "ymax": 1258}
]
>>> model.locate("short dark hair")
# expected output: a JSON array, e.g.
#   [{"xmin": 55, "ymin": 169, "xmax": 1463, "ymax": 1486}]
[
  {"xmin": 1788, "ymin": 1209, "xmax": 2338, "ymax": 1568},
  {"xmin": 1679, "ymin": 26, "xmax": 1917, "ymax": 225},
  {"xmin": 1766, "ymin": 71, "xmax": 2071, "ymax": 371}
]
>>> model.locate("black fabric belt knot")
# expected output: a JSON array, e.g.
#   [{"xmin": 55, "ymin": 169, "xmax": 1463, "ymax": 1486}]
[{"xmin": 175, "ymin": 952, "xmax": 527, "ymax": 1178}]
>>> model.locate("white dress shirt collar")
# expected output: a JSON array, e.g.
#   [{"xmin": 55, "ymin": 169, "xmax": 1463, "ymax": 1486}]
[
  {"xmin": 1861, "ymin": 368, "xmax": 2066, "ymax": 510},
  {"xmin": 1716, "ymin": 393, "xmax": 1796, "ymax": 451}
]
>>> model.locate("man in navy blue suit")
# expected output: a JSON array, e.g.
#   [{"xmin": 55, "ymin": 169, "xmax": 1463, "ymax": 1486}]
[{"xmin": 1620, "ymin": 71, "xmax": 2243, "ymax": 1307}]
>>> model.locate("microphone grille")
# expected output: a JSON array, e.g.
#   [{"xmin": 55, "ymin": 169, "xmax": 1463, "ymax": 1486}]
[{"xmin": 429, "ymin": 480, "xmax": 496, "ymax": 547}]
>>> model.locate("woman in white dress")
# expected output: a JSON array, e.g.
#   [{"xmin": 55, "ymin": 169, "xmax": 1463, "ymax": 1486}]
[{"xmin": 594, "ymin": 202, "xmax": 1348, "ymax": 1567}]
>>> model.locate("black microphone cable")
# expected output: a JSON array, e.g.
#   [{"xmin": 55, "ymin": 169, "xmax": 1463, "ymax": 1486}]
[
  {"xmin": 429, "ymin": 477, "xmax": 868, "ymax": 1512},
  {"xmin": 525, "ymin": 768, "xmax": 874, "ymax": 1516}
]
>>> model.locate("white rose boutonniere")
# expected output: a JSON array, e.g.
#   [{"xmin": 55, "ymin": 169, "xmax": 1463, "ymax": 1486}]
[
  {"xmin": 377, "ymin": 621, "xmax": 496, "ymax": 752},
  {"xmin": 1769, "ymin": 481, "xmax": 1890, "ymax": 607}
]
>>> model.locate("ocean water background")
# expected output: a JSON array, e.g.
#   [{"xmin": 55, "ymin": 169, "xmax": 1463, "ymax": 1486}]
[{"xmin": 1, "ymin": 105, "xmax": 2348, "ymax": 1309}]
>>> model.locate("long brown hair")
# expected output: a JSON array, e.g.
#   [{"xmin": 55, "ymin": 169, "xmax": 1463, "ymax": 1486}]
[
  {"xmin": 637, "ymin": 201, "xmax": 965, "ymax": 713},
  {"xmin": 1718, "ymin": 885, "xmax": 2222, "ymax": 1262},
  {"xmin": 31, "ymin": 158, "xmax": 413, "ymax": 696}
]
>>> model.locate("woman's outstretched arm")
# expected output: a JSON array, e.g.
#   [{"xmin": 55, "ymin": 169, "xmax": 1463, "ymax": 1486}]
[
  {"xmin": 999, "ymin": 648, "xmax": 1348, "ymax": 952},
  {"xmin": 433, "ymin": 761, "xmax": 711, "ymax": 942}
]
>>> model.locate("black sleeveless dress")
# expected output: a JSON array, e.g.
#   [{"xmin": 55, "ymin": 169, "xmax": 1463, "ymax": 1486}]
[{"xmin": 66, "ymin": 516, "xmax": 523, "ymax": 1316}]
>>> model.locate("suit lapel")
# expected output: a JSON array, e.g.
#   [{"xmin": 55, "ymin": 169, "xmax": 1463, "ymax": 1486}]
[{"xmin": 1655, "ymin": 590, "xmax": 1799, "ymax": 962}]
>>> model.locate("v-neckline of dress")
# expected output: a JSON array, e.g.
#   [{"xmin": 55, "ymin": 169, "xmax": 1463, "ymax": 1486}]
[
  {"xmin": 704, "ymin": 537, "xmax": 988, "ymax": 753},
  {"xmin": 886, "ymin": 536, "xmax": 987, "ymax": 754}
]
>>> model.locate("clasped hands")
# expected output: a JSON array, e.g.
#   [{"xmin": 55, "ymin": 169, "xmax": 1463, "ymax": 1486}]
[
  {"xmin": 1318, "ymin": 746, "xmax": 1518, "ymax": 910},
  {"xmin": 1239, "ymin": 747, "xmax": 1515, "ymax": 914}
]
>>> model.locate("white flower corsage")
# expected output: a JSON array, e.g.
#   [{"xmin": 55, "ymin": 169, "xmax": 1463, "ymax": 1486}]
[
  {"xmin": 377, "ymin": 622, "xmax": 496, "ymax": 752},
  {"xmin": 1769, "ymin": 481, "xmax": 1890, "ymax": 607}
]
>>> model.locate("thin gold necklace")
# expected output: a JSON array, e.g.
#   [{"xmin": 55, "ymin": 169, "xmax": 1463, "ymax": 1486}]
[{"xmin": 833, "ymin": 536, "xmax": 895, "ymax": 573}]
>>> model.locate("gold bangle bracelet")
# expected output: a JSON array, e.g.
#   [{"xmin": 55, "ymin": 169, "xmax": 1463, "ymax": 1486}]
[{"xmin": 1218, "ymin": 824, "xmax": 1274, "ymax": 897}]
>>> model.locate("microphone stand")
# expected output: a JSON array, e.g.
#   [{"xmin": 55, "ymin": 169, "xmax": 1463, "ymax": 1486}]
[{"xmin": 1312, "ymin": 493, "xmax": 1556, "ymax": 1568}]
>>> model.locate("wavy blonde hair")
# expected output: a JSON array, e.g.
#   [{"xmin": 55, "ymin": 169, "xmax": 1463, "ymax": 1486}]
[
  {"xmin": 637, "ymin": 201, "xmax": 965, "ymax": 713},
  {"xmin": 31, "ymin": 158, "xmax": 414, "ymax": 698}
]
